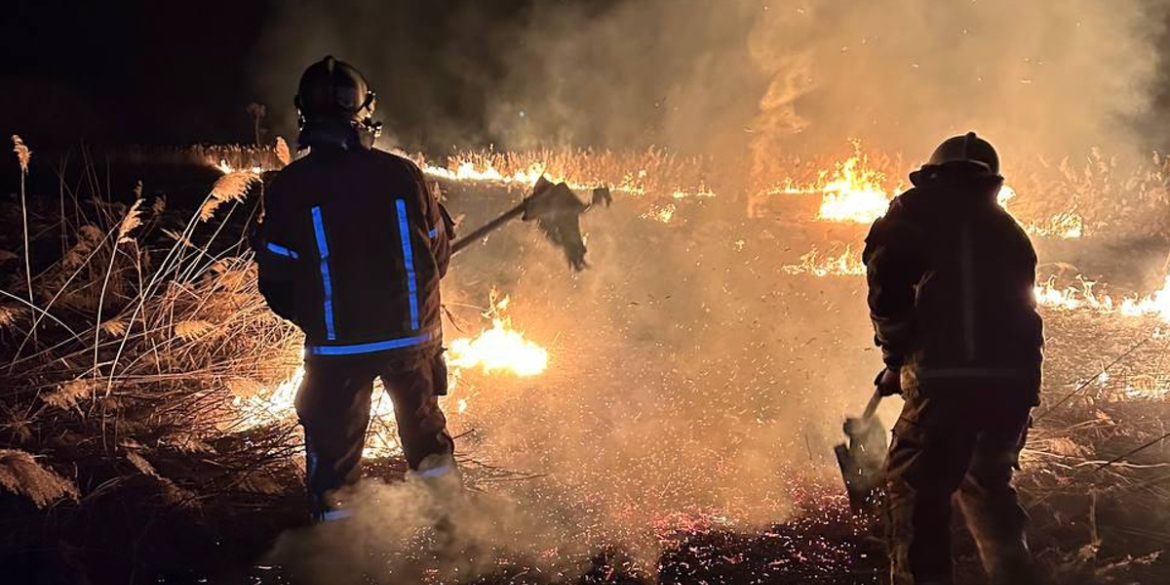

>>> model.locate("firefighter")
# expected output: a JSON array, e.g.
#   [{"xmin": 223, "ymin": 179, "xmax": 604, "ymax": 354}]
[
  {"xmin": 254, "ymin": 56, "xmax": 459, "ymax": 522},
  {"xmin": 863, "ymin": 133, "xmax": 1044, "ymax": 585}
]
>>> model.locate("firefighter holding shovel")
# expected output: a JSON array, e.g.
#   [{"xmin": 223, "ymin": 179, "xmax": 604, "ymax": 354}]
[{"xmin": 863, "ymin": 133, "xmax": 1044, "ymax": 585}]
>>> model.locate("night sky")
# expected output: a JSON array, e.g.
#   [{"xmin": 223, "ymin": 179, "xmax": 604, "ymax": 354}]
[
  {"xmin": 5, "ymin": 1, "xmax": 1170, "ymax": 155},
  {"xmin": 0, "ymin": 1, "xmax": 275, "ymax": 146},
  {"xmin": 0, "ymin": 0, "xmax": 558, "ymax": 150}
]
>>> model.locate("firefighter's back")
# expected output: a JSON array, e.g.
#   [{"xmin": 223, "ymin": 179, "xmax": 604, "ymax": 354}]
[
  {"xmin": 899, "ymin": 186, "xmax": 1043, "ymax": 388},
  {"xmin": 266, "ymin": 148, "xmax": 444, "ymax": 355}
]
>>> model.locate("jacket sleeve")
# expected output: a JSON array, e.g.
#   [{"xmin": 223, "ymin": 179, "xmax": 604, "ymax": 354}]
[
  {"xmin": 409, "ymin": 162, "xmax": 452, "ymax": 278},
  {"xmin": 253, "ymin": 178, "xmax": 301, "ymax": 323},
  {"xmin": 862, "ymin": 207, "xmax": 925, "ymax": 369}
]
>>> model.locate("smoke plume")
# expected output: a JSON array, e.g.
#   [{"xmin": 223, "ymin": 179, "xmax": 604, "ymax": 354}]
[
  {"xmin": 255, "ymin": 0, "xmax": 1170, "ymax": 171},
  {"xmin": 250, "ymin": 1, "xmax": 1170, "ymax": 580}
]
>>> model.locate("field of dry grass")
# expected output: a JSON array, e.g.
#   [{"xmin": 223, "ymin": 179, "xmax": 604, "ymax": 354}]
[{"xmin": 0, "ymin": 140, "xmax": 1169, "ymax": 583}]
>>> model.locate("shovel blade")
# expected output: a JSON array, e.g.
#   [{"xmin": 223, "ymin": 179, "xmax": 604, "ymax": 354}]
[{"xmin": 835, "ymin": 415, "xmax": 889, "ymax": 513}]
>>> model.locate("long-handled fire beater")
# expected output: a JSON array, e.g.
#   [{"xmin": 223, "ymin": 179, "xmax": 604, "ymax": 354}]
[{"xmin": 451, "ymin": 176, "xmax": 612, "ymax": 271}]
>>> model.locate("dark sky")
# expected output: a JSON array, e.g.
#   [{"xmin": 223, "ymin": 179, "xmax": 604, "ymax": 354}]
[
  {"xmin": 0, "ymin": 0, "xmax": 549, "ymax": 150},
  {"xmin": 0, "ymin": 0, "xmax": 276, "ymax": 146},
  {"xmin": 4, "ymin": 1, "xmax": 1170, "ymax": 155}
]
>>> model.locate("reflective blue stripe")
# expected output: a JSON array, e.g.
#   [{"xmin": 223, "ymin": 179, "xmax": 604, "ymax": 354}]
[
  {"xmin": 417, "ymin": 464, "xmax": 454, "ymax": 479},
  {"xmin": 428, "ymin": 227, "xmax": 439, "ymax": 239},
  {"xmin": 305, "ymin": 437, "xmax": 318, "ymax": 480},
  {"xmin": 265, "ymin": 241, "xmax": 299, "ymax": 259},
  {"xmin": 311, "ymin": 206, "xmax": 336, "ymax": 340},
  {"xmin": 321, "ymin": 509, "xmax": 353, "ymax": 522},
  {"xmin": 307, "ymin": 331, "xmax": 433, "ymax": 356},
  {"xmin": 395, "ymin": 200, "xmax": 420, "ymax": 331}
]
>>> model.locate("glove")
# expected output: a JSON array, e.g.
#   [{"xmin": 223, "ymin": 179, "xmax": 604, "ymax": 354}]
[{"xmin": 875, "ymin": 367, "xmax": 903, "ymax": 397}]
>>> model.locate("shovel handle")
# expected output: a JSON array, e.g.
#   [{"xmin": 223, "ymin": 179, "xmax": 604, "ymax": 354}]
[
  {"xmin": 450, "ymin": 200, "xmax": 528, "ymax": 255},
  {"xmin": 450, "ymin": 180, "xmax": 562, "ymax": 256},
  {"xmin": 861, "ymin": 388, "xmax": 883, "ymax": 421}
]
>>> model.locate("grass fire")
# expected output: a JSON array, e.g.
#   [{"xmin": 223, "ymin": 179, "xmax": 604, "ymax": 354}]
[{"xmin": 4, "ymin": 2, "xmax": 1170, "ymax": 585}]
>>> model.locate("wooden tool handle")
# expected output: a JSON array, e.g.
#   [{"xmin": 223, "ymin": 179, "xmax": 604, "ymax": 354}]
[
  {"xmin": 861, "ymin": 388, "xmax": 883, "ymax": 421},
  {"xmin": 450, "ymin": 200, "xmax": 528, "ymax": 255}
]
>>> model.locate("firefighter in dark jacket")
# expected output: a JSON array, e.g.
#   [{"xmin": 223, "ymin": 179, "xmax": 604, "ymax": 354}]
[
  {"xmin": 254, "ymin": 56, "xmax": 458, "ymax": 522},
  {"xmin": 863, "ymin": 133, "xmax": 1044, "ymax": 585}
]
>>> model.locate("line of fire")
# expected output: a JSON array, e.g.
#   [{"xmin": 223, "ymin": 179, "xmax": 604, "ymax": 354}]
[{"xmin": 4, "ymin": 3, "xmax": 1170, "ymax": 585}]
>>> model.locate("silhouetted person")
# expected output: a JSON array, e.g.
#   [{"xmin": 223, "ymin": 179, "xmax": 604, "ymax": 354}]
[
  {"xmin": 254, "ymin": 56, "xmax": 458, "ymax": 522},
  {"xmin": 864, "ymin": 133, "xmax": 1043, "ymax": 585}
]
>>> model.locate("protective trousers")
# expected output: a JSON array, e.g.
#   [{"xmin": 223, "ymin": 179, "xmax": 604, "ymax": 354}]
[
  {"xmin": 295, "ymin": 350, "xmax": 454, "ymax": 520},
  {"xmin": 886, "ymin": 385, "xmax": 1038, "ymax": 585}
]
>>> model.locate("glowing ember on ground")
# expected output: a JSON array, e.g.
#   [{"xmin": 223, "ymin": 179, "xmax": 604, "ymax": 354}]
[{"xmin": 447, "ymin": 291, "xmax": 549, "ymax": 377}]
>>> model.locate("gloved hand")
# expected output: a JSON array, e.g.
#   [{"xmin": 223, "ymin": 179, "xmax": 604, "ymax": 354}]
[{"xmin": 875, "ymin": 367, "xmax": 903, "ymax": 397}]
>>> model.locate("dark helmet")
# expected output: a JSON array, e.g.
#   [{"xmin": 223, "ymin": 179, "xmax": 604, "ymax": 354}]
[
  {"xmin": 925, "ymin": 132, "xmax": 1000, "ymax": 177},
  {"xmin": 295, "ymin": 56, "xmax": 382, "ymax": 145}
]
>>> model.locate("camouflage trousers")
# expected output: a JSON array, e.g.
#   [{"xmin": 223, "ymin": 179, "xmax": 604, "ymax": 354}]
[{"xmin": 886, "ymin": 385, "xmax": 1038, "ymax": 585}]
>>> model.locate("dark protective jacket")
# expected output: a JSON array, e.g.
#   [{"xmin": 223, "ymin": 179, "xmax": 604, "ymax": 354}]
[
  {"xmin": 862, "ymin": 168, "xmax": 1043, "ymax": 397},
  {"xmin": 255, "ymin": 147, "xmax": 450, "ymax": 358}
]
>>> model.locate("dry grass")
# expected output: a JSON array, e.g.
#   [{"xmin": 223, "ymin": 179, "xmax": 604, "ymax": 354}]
[
  {"xmin": 0, "ymin": 449, "xmax": 79, "ymax": 508},
  {"xmin": 0, "ymin": 140, "xmax": 1167, "ymax": 584},
  {"xmin": 0, "ymin": 144, "xmax": 301, "ymax": 511}
]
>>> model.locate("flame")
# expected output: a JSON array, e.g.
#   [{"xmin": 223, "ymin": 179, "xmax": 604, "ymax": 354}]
[
  {"xmin": 214, "ymin": 159, "xmax": 264, "ymax": 175},
  {"xmin": 766, "ymin": 145, "xmax": 1081, "ymax": 239},
  {"xmin": 232, "ymin": 366, "xmax": 303, "ymax": 429},
  {"xmin": 447, "ymin": 292, "xmax": 549, "ymax": 377},
  {"xmin": 230, "ymin": 293, "xmax": 547, "ymax": 454},
  {"xmin": 1121, "ymin": 375, "xmax": 1170, "ymax": 401},
  {"xmin": 777, "ymin": 245, "xmax": 1170, "ymax": 323},
  {"xmin": 782, "ymin": 246, "xmax": 866, "ymax": 277},
  {"xmin": 809, "ymin": 153, "xmax": 894, "ymax": 223},
  {"xmin": 232, "ymin": 366, "xmax": 404, "ymax": 458},
  {"xmin": 1023, "ymin": 211, "xmax": 1085, "ymax": 239},
  {"xmin": 231, "ymin": 292, "xmax": 548, "ymax": 459},
  {"xmin": 999, "ymin": 186, "xmax": 1085, "ymax": 239},
  {"xmin": 643, "ymin": 203, "xmax": 677, "ymax": 223},
  {"xmin": 1034, "ymin": 274, "xmax": 1170, "ymax": 322},
  {"xmin": 423, "ymin": 160, "xmax": 553, "ymax": 188},
  {"xmin": 417, "ymin": 153, "xmax": 716, "ymax": 201},
  {"xmin": 771, "ymin": 143, "xmax": 895, "ymax": 224}
]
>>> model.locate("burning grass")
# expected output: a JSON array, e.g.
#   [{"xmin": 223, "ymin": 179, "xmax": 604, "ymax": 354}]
[{"xmin": 2, "ymin": 140, "xmax": 1170, "ymax": 583}]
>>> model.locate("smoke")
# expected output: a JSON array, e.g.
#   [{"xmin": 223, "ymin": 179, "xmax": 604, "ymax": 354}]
[
  {"xmin": 483, "ymin": 0, "xmax": 1170, "ymax": 176},
  {"xmin": 254, "ymin": 0, "xmax": 1169, "ymax": 176},
  {"xmin": 267, "ymin": 476, "xmax": 604, "ymax": 584},
  {"xmin": 250, "ymin": 1, "xmax": 1170, "ymax": 580}
]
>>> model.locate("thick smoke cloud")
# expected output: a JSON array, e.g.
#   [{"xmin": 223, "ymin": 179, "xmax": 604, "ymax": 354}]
[
  {"xmin": 250, "ymin": 1, "xmax": 1170, "ymax": 580},
  {"xmin": 484, "ymin": 0, "xmax": 1170, "ymax": 177},
  {"xmin": 255, "ymin": 0, "xmax": 1170, "ymax": 171}
]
